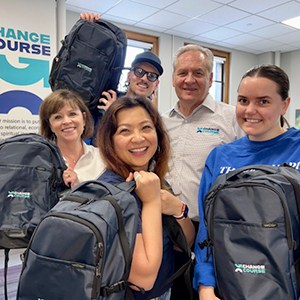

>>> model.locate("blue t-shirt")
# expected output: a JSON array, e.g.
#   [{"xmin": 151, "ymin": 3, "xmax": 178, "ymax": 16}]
[
  {"xmin": 98, "ymin": 169, "xmax": 174, "ymax": 299},
  {"xmin": 193, "ymin": 128, "xmax": 300, "ymax": 289}
]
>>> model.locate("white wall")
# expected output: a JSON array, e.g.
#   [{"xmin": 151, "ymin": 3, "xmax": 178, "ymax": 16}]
[
  {"xmin": 282, "ymin": 50, "xmax": 300, "ymax": 127},
  {"xmin": 66, "ymin": 10, "xmax": 300, "ymax": 126}
]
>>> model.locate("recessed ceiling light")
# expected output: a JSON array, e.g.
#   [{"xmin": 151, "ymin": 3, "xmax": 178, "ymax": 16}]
[{"xmin": 282, "ymin": 16, "xmax": 300, "ymax": 30}]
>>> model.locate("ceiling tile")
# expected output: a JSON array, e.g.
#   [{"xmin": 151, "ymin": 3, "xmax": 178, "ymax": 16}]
[
  {"xmin": 213, "ymin": 0, "xmax": 236, "ymax": 4},
  {"xmin": 269, "ymin": 44, "xmax": 299, "ymax": 52},
  {"xmin": 223, "ymin": 33, "xmax": 262, "ymax": 45},
  {"xmin": 141, "ymin": 10, "xmax": 189, "ymax": 28},
  {"xmin": 245, "ymin": 39, "xmax": 283, "ymax": 51},
  {"xmin": 136, "ymin": 22, "xmax": 170, "ymax": 32},
  {"xmin": 66, "ymin": 0, "xmax": 300, "ymax": 54},
  {"xmin": 172, "ymin": 19, "xmax": 218, "ymax": 35},
  {"xmin": 252, "ymin": 23, "xmax": 297, "ymax": 38},
  {"xmin": 200, "ymin": 27, "xmax": 242, "ymax": 40},
  {"xmin": 228, "ymin": 0, "xmax": 291, "ymax": 14},
  {"xmin": 165, "ymin": 0, "xmax": 221, "ymax": 18},
  {"xmin": 258, "ymin": 1, "xmax": 300, "ymax": 22},
  {"xmin": 129, "ymin": 0, "xmax": 178, "ymax": 9},
  {"xmin": 164, "ymin": 29, "xmax": 195, "ymax": 39},
  {"xmin": 66, "ymin": 0, "xmax": 121, "ymax": 13},
  {"xmin": 226, "ymin": 15, "xmax": 275, "ymax": 32},
  {"xmin": 104, "ymin": 0, "xmax": 159, "ymax": 22},
  {"xmin": 271, "ymin": 29, "xmax": 300, "ymax": 44},
  {"xmin": 196, "ymin": 5, "xmax": 250, "ymax": 26},
  {"xmin": 192, "ymin": 35, "xmax": 221, "ymax": 45},
  {"xmin": 100, "ymin": 14, "xmax": 137, "ymax": 26}
]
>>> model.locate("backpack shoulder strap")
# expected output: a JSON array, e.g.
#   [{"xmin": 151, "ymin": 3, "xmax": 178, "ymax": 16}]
[
  {"xmin": 161, "ymin": 215, "xmax": 194, "ymax": 298},
  {"xmin": 3, "ymin": 248, "xmax": 10, "ymax": 300}
]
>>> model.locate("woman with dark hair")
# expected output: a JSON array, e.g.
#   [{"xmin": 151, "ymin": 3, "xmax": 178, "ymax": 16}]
[
  {"xmin": 39, "ymin": 89, "xmax": 105, "ymax": 188},
  {"xmin": 97, "ymin": 96, "xmax": 195, "ymax": 300},
  {"xmin": 194, "ymin": 64, "xmax": 300, "ymax": 300}
]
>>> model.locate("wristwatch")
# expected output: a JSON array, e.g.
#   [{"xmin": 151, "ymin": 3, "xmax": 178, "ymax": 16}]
[{"xmin": 173, "ymin": 202, "xmax": 189, "ymax": 220}]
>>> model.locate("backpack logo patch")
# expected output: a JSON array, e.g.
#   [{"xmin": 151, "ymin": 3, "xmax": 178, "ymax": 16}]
[
  {"xmin": 7, "ymin": 191, "xmax": 31, "ymax": 199},
  {"xmin": 76, "ymin": 62, "xmax": 92, "ymax": 73},
  {"xmin": 234, "ymin": 263, "xmax": 266, "ymax": 274}
]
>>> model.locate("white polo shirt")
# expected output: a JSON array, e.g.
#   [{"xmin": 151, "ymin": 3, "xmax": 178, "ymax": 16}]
[{"xmin": 162, "ymin": 94, "xmax": 244, "ymax": 220}]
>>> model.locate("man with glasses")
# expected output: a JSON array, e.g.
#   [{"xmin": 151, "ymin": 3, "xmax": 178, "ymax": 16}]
[
  {"xmin": 79, "ymin": 12, "xmax": 163, "ymax": 145},
  {"xmin": 98, "ymin": 50, "xmax": 163, "ymax": 111}
]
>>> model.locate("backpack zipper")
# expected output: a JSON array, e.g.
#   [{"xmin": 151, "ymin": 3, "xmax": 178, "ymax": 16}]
[
  {"xmin": 208, "ymin": 181, "xmax": 293, "ymax": 250},
  {"xmin": 50, "ymin": 212, "xmax": 104, "ymax": 298},
  {"xmin": 23, "ymin": 211, "xmax": 104, "ymax": 299}
]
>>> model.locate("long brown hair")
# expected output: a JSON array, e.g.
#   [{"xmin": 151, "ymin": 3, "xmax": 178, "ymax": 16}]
[{"xmin": 97, "ymin": 96, "xmax": 170, "ymax": 188}]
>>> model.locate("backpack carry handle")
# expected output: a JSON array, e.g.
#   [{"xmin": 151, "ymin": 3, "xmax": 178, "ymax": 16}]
[
  {"xmin": 224, "ymin": 164, "xmax": 280, "ymax": 182},
  {"xmin": 70, "ymin": 180, "xmax": 136, "ymax": 194}
]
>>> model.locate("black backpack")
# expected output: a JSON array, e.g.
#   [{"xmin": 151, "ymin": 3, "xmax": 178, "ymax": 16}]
[
  {"xmin": 16, "ymin": 180, "xmax": 138, "ymax": 300},
  {"xmin": 0, "ymin": 133, "xmax": 67, "ymax": 299},
  {"xmin": 49, "ymin": 19, "xmax": 127, "ymax": 112},
  {"xmin": 201, "ymin": 164, "xmax": 300, "ymax": 300}
]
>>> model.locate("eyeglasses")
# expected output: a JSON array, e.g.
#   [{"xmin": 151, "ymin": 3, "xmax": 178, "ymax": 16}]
[{"xmin": 131, "ymin": 67, "xmax": 159, "ymax": 82}]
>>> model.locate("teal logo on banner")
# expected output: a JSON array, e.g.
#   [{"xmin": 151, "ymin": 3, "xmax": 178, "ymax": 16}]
[
  {"xmin": 0, "ymin": 55, "xmax": 49, "ymax": 87},
  {"xmin": 0, "ymin": 26, "xmax": 52, "ymax": 115}
]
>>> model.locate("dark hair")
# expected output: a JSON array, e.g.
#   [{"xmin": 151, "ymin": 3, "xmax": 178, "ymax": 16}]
[
  {"xmin": 39, "ymin": 89, "xmax": 94, "ymax": 140},
  {"xmin": 239, "ymin": 64, "xmax": 290, "ymax": 127},
  {"xmin": 97, "ymin": 96, "xmax": 170, "ymax": 187}
]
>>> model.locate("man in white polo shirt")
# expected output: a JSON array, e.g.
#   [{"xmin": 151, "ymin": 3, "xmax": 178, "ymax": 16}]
[{"xmin": 162, "ymin": 44, "xmax": 244, "ymax": 300}]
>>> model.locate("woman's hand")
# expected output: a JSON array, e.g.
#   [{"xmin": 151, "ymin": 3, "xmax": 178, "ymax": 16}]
[
  {"xmin": 132, "ymin": 171, "xmax": 161, "ymax": 204},
  {"xmin": 199, "ymin": 286, "xmax": 220, "ymax": 300},
  {"xmin": 63, "ymin": 168, "xmax": 80, "ymax": 189},
  {"xmin": 97, "ymin": 90, "xmax": 117, "ymax": 112}
]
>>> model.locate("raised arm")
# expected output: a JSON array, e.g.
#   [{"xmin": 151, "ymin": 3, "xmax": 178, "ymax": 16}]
[{"xmin": 127, "ymin": 171, "xmax": 163, "ymax": 291}]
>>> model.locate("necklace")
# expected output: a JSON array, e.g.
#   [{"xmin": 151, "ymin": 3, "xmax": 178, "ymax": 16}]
[
  {"xmin": 65, "ymin": 155, "xmax": 79, "ymax": 164},
  {"xmin": 63, "ymin": 152, "xmax": 83, "ymax": 165},
  {"xmin": 60, "ymin": 144, "xmax": 84, "ymax": 166}
]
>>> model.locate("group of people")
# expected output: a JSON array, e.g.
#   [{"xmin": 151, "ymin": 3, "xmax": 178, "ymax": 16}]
[{"xmin": 36, "ymin": 12, "xmax": 300, "ymax": 300}]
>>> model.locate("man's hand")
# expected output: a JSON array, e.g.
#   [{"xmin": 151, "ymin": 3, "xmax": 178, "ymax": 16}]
[
  {"xmin": 98, "ymin": 90, "xmax": 117, "ymax": 112},
  {"xmin": 80, "ymin": 12, "xmax": 100, "ymax": 22}
]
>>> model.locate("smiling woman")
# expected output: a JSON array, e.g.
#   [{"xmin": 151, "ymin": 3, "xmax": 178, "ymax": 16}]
[
  {"xmin": 39, "ymin": 89, "xmax": 105, "ymax": 188},
  {"xmin": 96, "ymin": 96, "xmax": 195, "ymax": 299},
  {"xmin": 194, "ymin": 64, "xmax": 300, "ymax": 300}
]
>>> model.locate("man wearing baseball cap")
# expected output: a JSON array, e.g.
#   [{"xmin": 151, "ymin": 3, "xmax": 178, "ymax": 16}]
[{"xmin": 98, "ymin": 50, "xmax": 164, "ymax": 110}]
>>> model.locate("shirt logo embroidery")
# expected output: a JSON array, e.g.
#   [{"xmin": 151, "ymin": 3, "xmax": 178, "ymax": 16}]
[{"xmin": 197, "ymin": 127, "xmax": 219, "ymax": 134}]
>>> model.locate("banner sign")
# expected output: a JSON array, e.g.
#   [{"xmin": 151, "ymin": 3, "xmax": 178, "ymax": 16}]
[{"xmin": 0, "ymin": 0, "xmax": 56, "ymax": 139}]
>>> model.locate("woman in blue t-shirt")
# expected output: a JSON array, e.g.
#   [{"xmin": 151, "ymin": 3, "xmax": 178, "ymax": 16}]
[
  {"xmin": 97, "ymin": 96, "xmax": 195, "ymax": 300},
  {"xmin": 193, "ymin": 64, "xmax": 300, "ymax": 300}
]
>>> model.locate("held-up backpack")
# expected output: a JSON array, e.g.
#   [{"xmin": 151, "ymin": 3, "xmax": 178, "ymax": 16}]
[
  {"xmin": 201, "ymin": 164, "xmax": 300, "ymax": 300},
  {"xmin": 16, "ymin": 180, "xmax": 139, "ymax": 300},
  {"xmin": 0, "ymin": 133, "xmax": 67, "ymax": 300},
  {"xmin": 49, "ymin": 19, "xmax": 127, "ymax": 112}
]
